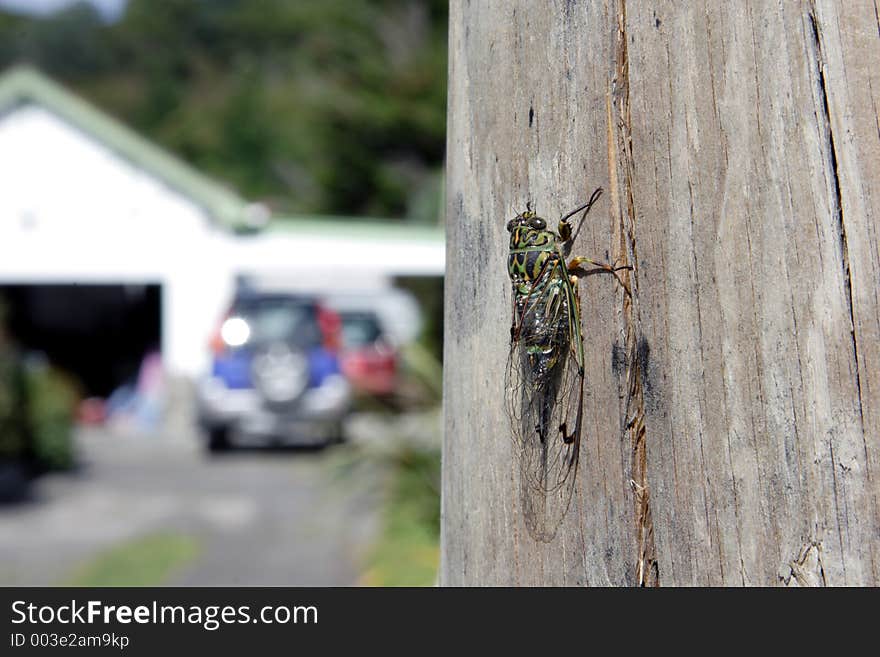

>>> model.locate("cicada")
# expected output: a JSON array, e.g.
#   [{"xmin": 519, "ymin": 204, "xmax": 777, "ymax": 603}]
[{"xmin": 504, "ymin": 187, "xmax": 628, "ymax": 542}]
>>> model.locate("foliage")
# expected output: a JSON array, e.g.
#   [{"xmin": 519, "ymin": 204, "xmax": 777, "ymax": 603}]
[
  {"xmin": 0, "ymin": 0, "xmax": 448, "ymax": 220},
  {"xmin": 330, "ymin": 409, "xmax": 441, "ymax": 586},
  {"xmin": 63, "ymin": 532, "xmax": 200, "ymax": 586},
  {"xmin": 0, "ymin": 296, "xmax": 77, "ymax": 470},
  {"xmin": 362, "ymin": 441, "xmax": 440, "ymax": 586},
  {"xmin": 25, "ymin": 360, "xmax": 79, "ymax": 471},
  {"xmin": 0, "ymin": 341, "xmax": 27, "ymax": 461}
]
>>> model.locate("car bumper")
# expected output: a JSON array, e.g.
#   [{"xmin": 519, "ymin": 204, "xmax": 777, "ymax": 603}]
[{"xmin": 196, "ymin": 374, "xmax": 350, "ymax": 445}]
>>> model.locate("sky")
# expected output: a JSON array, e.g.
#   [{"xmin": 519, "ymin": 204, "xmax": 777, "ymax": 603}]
[{"xmin": 0, "ymin": 0, "xmax": 127, "ymax": 21}]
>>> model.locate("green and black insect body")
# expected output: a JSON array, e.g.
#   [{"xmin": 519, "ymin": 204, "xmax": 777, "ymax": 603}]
[{"xmin": 504, "ymin": 187, "xmax": 627, "ymax": 542}]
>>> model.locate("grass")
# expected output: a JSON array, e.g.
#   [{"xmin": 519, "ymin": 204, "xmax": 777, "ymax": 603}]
[
  {"xmin": 360, "ymin": 446, "xmax": 441, "ymax": 587},
  {"xmin": 62, "ymin": 532, "xmax": 200, "ymax": 587}
]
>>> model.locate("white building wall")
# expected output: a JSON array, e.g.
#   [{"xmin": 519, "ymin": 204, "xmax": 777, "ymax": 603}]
[
  {"xmin": 0, "ymin": 103, "xmax": 445, "ymax": 380},
  {"xmin": 0, "ymin": 105, "xmax": 233, "ymax": 376}
]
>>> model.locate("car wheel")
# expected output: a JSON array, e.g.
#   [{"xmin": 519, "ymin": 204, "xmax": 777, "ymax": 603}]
[
  {"xmin": 332, "ymin": 422, "xmax": 347, "ymax": 444},
  {"xmin": 206, "ymin": 426, "xmax": 230, "ymax": 452}
]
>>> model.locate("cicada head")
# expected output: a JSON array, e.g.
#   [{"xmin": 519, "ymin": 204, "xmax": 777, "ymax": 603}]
[
  {"xmin": 506, "ymin": 202, "xmax": 546, "ymax": 231},
  {"xmin": 507, "ymin": 205, "xmax": 553, "ymax": 251}
]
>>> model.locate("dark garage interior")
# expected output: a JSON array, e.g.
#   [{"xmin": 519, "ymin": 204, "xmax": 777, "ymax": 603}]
[{"xmin": 0, "ymin": 283, "xmax": 162, "ymax": 397}]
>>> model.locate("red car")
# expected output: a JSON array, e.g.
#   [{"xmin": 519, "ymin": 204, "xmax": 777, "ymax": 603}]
[{"xmin": 338, "ymin": 311, "xmax": 398, "ymax": 397}]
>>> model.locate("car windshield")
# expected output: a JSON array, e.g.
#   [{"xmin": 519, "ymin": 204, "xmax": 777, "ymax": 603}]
[
  {"xmin": 340, "ymin": 314, "xmax": 383, "ymax": 348},
  {"xmin": 234, "ymin": 298, "xmax": 320, "ymax": 348}
]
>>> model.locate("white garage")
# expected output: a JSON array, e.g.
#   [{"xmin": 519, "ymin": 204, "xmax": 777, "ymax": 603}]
[
  {"xmin": 0, "ymin": 66, "xmax": 249, "ymax": 386},
  {"xmin": 0, "ymin": 66, "xmax": 445, "ymax": 392}
]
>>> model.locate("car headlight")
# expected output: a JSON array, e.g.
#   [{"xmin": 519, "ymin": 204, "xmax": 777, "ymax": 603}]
[{"xmin": 220, "ymin": 317, "xmax": 251, "ymax": 347}]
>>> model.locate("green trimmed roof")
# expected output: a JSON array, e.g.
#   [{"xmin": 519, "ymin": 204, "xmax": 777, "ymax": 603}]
[
  {"xmin": 269, "ymin": 216, "xmax": 444, "ymax": 244},
  {"xmin": 0, "ymin": 65, "xmax": 249, "ymax": 228}
]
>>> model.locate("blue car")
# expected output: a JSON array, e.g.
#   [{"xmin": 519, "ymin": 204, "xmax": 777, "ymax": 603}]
[{"xmin": 196, "ymin": 292, "xmax": 351, "ymax": 450}]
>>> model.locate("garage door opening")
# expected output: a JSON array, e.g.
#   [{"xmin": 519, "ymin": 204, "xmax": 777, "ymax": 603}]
[{"xmin": 0, "ymin": 283, "xmax": 162, "ymax": 397}]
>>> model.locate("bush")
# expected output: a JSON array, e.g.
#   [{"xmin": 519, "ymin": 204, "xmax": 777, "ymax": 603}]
[
  {"xmin": 0, "ymin": 345, "xmax": 28, "ymax": 462},
  {"xmin": 25, "ymin": 360, "xmax": 79, "ymax": 471},
  {"xmin": 334, "ymin": 409, "xmax": 441, "ymax": 585}
]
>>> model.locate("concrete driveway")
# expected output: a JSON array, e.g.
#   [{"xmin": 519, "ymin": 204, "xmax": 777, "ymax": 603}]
[{"xmin": 0, "ymin": 424, "xmax": 382, "ymax": 586}]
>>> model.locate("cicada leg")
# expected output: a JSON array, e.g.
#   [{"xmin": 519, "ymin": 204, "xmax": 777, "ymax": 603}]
[
  {"xmin": 568, "ymin": 255, "xmax": 633, "ymax": 297},
  {"xmin": 510, "ymin": 296, "xmax": 518, "ymax": 341}
]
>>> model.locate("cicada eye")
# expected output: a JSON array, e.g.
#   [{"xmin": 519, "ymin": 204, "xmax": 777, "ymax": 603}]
[
  {"xmin": 506, "ymin": 219, "xmax": 515, "ymax": 232},
  {"xmin": 530, "ymin": 217, "xmax": 546, "ymax": 230}
]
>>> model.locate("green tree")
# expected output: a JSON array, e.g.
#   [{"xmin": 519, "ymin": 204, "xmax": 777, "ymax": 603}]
[{"xmin": 0, "ymin": 0, "xmax": 448, "ymax": 221}]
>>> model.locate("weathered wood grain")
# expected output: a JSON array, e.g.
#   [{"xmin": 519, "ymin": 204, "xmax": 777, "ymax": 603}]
[{"xmin": 442, "ymin": 0, "xmax": 879, "ymax": 586}]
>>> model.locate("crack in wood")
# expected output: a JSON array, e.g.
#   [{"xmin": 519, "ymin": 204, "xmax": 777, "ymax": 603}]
[
  {"xmin": 807, "ymin": 4, "xmax": 866, "ymax": 435},
  {"xmin": 610, "ymin": 0, "xmax": 659, "ymax": 587}
]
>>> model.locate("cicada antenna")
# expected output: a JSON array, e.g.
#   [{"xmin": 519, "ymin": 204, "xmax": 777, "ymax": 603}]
[
  {"xmin": 564, "ymin": 187, "xmax": 603, "ymax": 244},
  {"xmin": 561, "ymin": 187, "xmax": 603, "ymax": 224}
]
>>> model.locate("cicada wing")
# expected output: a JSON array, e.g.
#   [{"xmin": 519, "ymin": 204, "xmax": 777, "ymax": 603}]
[
  {"xmin": 504, "ymin": 262, "xmax": 584, "ymax": 542},
  {"xmin": 516, "ymin": 344, "xmax": 583, "ymax": 542}
]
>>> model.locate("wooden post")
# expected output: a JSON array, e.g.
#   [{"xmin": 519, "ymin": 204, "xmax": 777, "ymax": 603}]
[{"xmin": 442, "ymin": 0, "xmax": 880, "ymax": 586}]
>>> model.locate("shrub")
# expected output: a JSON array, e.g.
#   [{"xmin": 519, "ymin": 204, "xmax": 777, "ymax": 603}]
[
  {"xmin": 25, "ymin": 360, "xmax": 79, "ymax": 471},
  {"xmin": 0, "ymin": 345, "xmax": 28, "ymax": 462}
]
